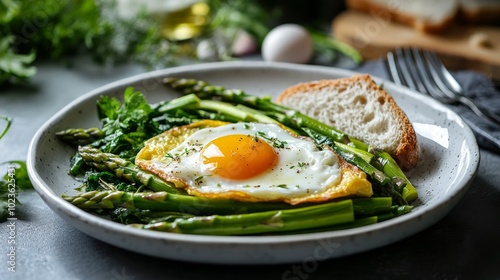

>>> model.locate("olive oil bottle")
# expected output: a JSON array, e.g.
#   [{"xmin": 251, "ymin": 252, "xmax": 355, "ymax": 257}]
[
  {"xmin": 159, "ymin": 1, "xmax": 210, "ymax": 41},
  {"xmin": 116, "ymin": 0, "xmax": 210, "ymax": 41}
]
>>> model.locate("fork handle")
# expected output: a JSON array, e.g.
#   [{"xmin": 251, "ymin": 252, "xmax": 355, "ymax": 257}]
[
  {"xmin": 463, "ymin": 118, "xmax": 500, "ymax": 153},
  {"xmin": 458, "ymin": 96, "xmax": 500, "ymax": 127}
]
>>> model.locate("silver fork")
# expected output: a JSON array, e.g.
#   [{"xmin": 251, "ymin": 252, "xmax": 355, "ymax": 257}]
[
  {"xmin": 386, "ymin": 47, "xmax": 500, "ymax": 127},
  {"xmin": 385, "ymin": 47, "xmax": 500, "ymax": 151}
]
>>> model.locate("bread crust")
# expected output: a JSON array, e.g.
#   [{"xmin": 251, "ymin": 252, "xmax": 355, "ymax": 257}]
[
  {"xmin": 346, "ymin": 0, "xmax": 457, "ymax": 33},
  {"xmin": 276, "ymin": 74, "xmax": 420, "ymax": 171}
]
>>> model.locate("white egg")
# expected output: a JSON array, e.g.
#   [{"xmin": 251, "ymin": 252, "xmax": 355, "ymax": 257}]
[
  {"xmin": 262, "ymin": 24, "xmax": 313, "ymax": 64},
  {"xmin": 136, "ymin": 121, "xmax": 373, "ymax": 205}
]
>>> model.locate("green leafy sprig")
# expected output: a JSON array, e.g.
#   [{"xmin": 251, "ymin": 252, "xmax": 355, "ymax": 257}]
[
  {"xmin": 0, "ymin": 37, "xmax": 36, "ymax": 84},
  {"xmin": 1, "ymin": 115, "xmax": 34, "ymax": 222},
  {"xmin": 0, "ymin": 160, "xmax": 33, "ymax": 222}
]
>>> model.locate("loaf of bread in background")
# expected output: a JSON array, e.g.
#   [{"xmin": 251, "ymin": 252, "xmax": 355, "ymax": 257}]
[
  {"xmin": 276, "ymin": 74, "xmax": 420, "ymax": 171},
  {"xmin": 346, "ymin": 0, "xmax": 459, "ymax": 33},
  {"xmin": 346, "ymin": 0, "xmax": 500, "ymax": 33},
  {"xmin": 459, "ymin": 0, "xmax": 500, "ymax": 24}
]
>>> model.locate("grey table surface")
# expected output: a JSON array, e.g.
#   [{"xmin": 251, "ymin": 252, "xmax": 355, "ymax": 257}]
[{"xmin": 1, "ymin": 57, "xmax": 500, "ymax": 280}]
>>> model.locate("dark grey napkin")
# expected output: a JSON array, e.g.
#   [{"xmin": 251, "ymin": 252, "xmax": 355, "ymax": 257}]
[{"xmin": 354, "ymin": 59, "xmax": 500, "ymax": 153}]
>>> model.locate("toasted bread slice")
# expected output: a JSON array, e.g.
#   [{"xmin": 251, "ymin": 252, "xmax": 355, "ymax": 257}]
[{"xmin": 276, "ymin": 74, "xmax": 420, "ymax": 170}]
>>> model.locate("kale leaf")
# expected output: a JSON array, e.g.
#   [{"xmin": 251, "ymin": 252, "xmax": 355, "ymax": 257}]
[
  {"xmin": 96, "ymin": 87, "xmax": 154, "ymax": 159},
  {"xmin": 84, "ymin": 170, "xmax": 138, "ymax": 192}
]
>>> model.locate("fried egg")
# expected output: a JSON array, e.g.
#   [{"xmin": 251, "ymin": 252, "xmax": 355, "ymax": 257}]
[{"xmin": 136, "ymin": 120, "xmax": 372, "ymax": 205}]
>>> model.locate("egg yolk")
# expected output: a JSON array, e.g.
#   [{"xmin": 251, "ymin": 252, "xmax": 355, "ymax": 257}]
[{"xmin": 201, "ymin": 134, "xmax": 278, "ymax": 180}]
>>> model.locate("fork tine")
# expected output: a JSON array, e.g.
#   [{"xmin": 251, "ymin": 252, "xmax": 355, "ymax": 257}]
[
  {"xmin": 386, "ymin": 52, "xmax": 403, "ymax": 85},
  {"xmin": 409, "ymin": 48, "xmax": 446, "ymax": 98},
  {"xmin": 386, "ymin": 48, "xmax": 418, "ymax": 90},
  {"xmin": 422, "ymin": 51, "xmax": 458, "ymax": 100},
  {"xmin": 399, "ymin": 48, "xmax": 429, "ymax": 94},
  {"xmin": 387, "ymin": 47, "xmax": 500, "ymax": 128},
  {"xmin": 423, "ymin": 50, "xmax": 463, "ymax": 94},
  {"xmin": 394, "ymin": 48, "xmax": 415, "ymax": 89}
]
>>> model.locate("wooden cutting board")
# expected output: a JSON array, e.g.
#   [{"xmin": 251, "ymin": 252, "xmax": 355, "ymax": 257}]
[{"xmin": 332, "ymin": 10, "xmax": 500, "ymax": 80}]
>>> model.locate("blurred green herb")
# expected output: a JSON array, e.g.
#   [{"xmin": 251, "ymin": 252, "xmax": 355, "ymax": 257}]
[
  {"xmin": 0, "ymin": 36, "xmax": 37, "ymax": 84},
  {"xmin": 2, "ymin": 161, "xmax": 32, "ymax": 190},
  {"xmin": 0, "ymin": 0, "xmax": 174, "ymax": 85},
  {"xmin": 0, "ymin": 115, "xmax": 12, "ymax": 140},
  {"xmin": 0, "ymin": 180, "xmax": 15, "ymax": 222},
  {"xmin": 310, "ymin": 30, "xmax": 363, "ymax": 65},
  {"xmin": 208, "ymin": 0, "xmax": 276, "ymax": 44},
  {"xmin": 0, "ymin": 0, "xmax": 362, "ymax": 86},
  {"xmin": 0, "ymin": 116, "xmax": 33, "ymax": 222},
  {"xmin": 0, "ymin": 160, "xmax": 33, "ymax": 222}
]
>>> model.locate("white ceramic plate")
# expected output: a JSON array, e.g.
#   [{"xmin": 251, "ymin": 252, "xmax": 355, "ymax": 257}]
[{"xmin": 27, "ymin": 61, "xmax": 479, "ymax": 264}]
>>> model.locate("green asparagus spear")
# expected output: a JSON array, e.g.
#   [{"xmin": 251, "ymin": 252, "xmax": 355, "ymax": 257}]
[
  {"xmin": 110, "ymin": 208, "xmax": 195, "ymax": 224},
  {"xmin": 129, "ymin": 199, "xmax": 354, "ymax": 235},
  {"xmin": 65, "ymin": 186, "xmax": 394, "ymax": 217},
  {"xmin": 78, "ymin": 146, "xmax": 186, "ymax": 195},
  {"xmin": 300, "ymin": 127, "xmax": 387, "ymax": 182},
  {"xmin": 376, "ymin": 205, "xmax": 413, "ymax": 222},
  {"xmin": 370, "ymin": 180, "xmax": 407, "ymax": 206},
  {"xmin": 351, "ymin": 197, "xmax": 393, "ymax": 216},
  {"xmin": 280, "ymin": 216, "xmax": 378, "ymax": 235},
  {"xmin": 69, "ymin": 152, "xmax": 85, "ymax": 176},
  {"xmin": 163, "ymin": 78, "xmax": 351, "ymax": 144},
  {"xmin": 159, "ymin": 93, "xmax": 279, "ymax": 125},
  {"xmin": 371, "ymin": 150, "xmax": 418, "ymax": 203},
  {"xmin": 55, "ymin": 127, "xmax": 105, "ymax": 146},
  {"xmin": 332, "ymin": 144, "xmax": 407, "ymax": 206},
  {"xmin": 63, "ymin": 190, "xmax": 296, "ymax": 215}
]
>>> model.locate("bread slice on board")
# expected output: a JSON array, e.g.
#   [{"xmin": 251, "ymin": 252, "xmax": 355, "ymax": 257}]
[
  {"xmin": 459, "ymin": 0, "xmax": 500, "ymax": 23},
  {"xmin": 276, "ymin": 74, "xmax": 420, "ymax": 171},
  {"xmin": 346, "ymin": 0, "xmax": 459, "ymax": 33},
  {"xmin": 346, "ymin": 0, "xmax": 500, "ymax": 33}
]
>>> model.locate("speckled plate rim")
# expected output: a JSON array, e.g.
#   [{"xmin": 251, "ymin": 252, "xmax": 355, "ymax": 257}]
[{"xmin": 27, "ymin": 61, "xmax": 480, "ymax": 264}]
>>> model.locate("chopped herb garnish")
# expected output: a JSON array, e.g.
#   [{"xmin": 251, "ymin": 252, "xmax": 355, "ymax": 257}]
[
  {"xmin": 255, "ymin": 131, "xmax": 287, "ymax": 149},
  {"xmin": 165, "ymin": 153, "xmax": 175, "ymax": 159},
  {"xmin": 194, "ymin": 175, "xmax": 204, "ymax": 182},
  {"xmin": 164, "ymin": 147, "xmax": 195, "ymax": 161},
  {"xmin": 253, "ymin": 134, "xmax": 259, "ymax": 142},
  {"xmin": 194, "ymin": 174, "xmax": 212, "ymax": 184}
]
